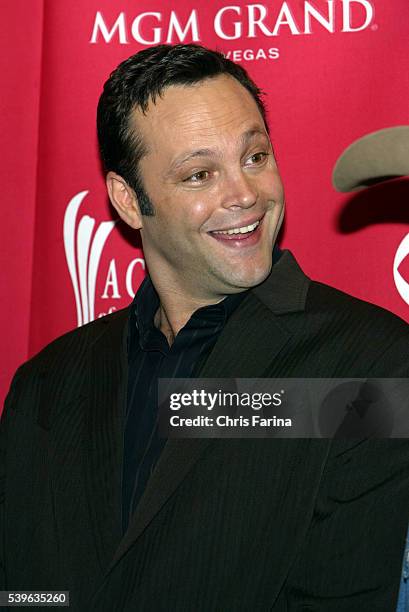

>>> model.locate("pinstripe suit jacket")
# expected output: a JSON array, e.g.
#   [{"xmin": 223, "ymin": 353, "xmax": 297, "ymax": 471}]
[{"xmin": 1, "ymin": 250, "xmax": 409, "ymax": 611}]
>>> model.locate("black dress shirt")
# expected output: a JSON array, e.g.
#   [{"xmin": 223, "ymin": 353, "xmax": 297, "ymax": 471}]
[{"xmin": 122, "ymin": 277, "xmax": 246, "ymax": 533}]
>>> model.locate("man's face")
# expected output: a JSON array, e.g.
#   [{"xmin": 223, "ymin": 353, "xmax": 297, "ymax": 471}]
[{"xmin": 130, "ymin": 74, "xmax": 284, "ymax": 301}]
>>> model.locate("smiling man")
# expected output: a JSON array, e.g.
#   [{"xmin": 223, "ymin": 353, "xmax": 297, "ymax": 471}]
[
  {"xmin": 2, "ymin": 44, "xmax": 409, "ymax": 612},
  {"xmin": 104, "ymin": 66, "xmax": 284, "ymax": 341}
]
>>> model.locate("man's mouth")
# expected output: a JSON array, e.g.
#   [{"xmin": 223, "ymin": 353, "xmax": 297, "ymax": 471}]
[
  {"xmin": 208, "ymin": 217, "xmax": 264, "ymax": 245},
  {"xmin": 212, "ymin": 220, "xmax": 260, "ymax": 236}
]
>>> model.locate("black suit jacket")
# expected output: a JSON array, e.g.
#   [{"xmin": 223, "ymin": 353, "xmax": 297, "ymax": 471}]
[{"xmin": 2, "ymin": 251, "xmax": 409, "ymax": 611}]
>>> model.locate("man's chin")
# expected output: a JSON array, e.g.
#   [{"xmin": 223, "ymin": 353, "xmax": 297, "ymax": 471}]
[{"xmin": 224, "ymin": 260, "xmax": 273, "ymax": 292}]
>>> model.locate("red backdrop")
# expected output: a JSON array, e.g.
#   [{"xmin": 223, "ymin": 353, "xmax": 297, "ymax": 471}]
[{"xmin": 1, "ymin": 0, "xmax": 409, "ymax": 407}]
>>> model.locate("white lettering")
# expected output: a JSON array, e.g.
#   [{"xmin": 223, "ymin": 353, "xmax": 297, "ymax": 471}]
[
  {"xmin": 342, "ymin": 0, "xmax": 374, "ymax": 32},
  {"xmin": 272, "ymin": 3, "xmax": 301, "ymax": 35},
  {"xmin": 272, "ymin": 392, "xmax": 282, "ymax": 406},
  {"xmin": 125, "ymin": 258, "xmax": 145, "ymax": 298},
  {"xmin": 214, "ymin": 6, "xmax": 242, "ymax": 40},
  {"xmin": 252, "ymin": 415, "xmax": 292, "ymax": 427},
  {"xmin": 247, "ymin": 4, "xmax": 273, "ymax": 37},
  {"xmin": 216, "ymin": 415, "xmax": 249, "ymax": 427},
  {"xmin": 207, "ymin": 393, "xmax": 219, "ymax": 411},
  {"xmin": 304, "ymin": 1, "xmax": 335, "ymax": 34},
  {"xmin": 225, "ymin": 46, "xmax": 280, "ymax": 62},
  {"xmin": 170, "ymin": 415, "xmax": 213, "ymax": 427},
  {"xmin": 255, "ymin": 48, "xmax": 267, "ymax": 60},
  {"xmin": 90, "ymin": 12, "xmax": 128, "ymax": 44},
  {"xmin": 131, "ymin": 12, "xmax": 162, "ymax": 45},
  {"xmin": 166, "ymin": 10, "xmax": 200, "ymax": 43},
  {"xmin": 102, "ymin": 259, "xmax": 120, "ymax": 299}
]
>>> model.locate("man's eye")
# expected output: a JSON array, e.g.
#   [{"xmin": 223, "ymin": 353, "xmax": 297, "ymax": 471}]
[
  {"xmin": 247, "ymin": 152, "xmax": 268, "ymax": 165},
  {"xmin": 184, "ymin": 170, "xmax": 210, "ymax": 183}
]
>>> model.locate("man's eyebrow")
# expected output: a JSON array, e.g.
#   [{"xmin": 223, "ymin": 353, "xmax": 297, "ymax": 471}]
[
  {"xmin": 240, "ymin": 127, "xmax": 270, "ymax": 147},
  {"xmin": 167, "ymin": 127, "xmax": 270, "ymax": 176},
  {"xmin": 169, "ymin": 148, "xmax": 216, "ymax": 174}
]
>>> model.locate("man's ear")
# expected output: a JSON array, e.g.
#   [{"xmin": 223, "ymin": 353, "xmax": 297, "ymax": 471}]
[{"xmin": 106, "ymin": 172, "xmax": 142, "ymax": 229}]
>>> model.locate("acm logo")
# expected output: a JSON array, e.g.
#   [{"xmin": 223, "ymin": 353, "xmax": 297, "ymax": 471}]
[{"xmin": 63, "ymin": 191, "xmax": 145, "ymax": 326}]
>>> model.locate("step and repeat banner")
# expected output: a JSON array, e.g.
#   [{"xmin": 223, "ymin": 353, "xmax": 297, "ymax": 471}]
[{"xmin": 1, "ymin": 1, "xmax": 409, "ymax": 405}]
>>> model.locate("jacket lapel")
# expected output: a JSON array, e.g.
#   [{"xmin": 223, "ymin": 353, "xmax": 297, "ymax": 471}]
[
  {"xmin": 83, "ymin": 310, "xmax": 129, "ymax": 573},
  {"xmin": 101, "ymin": 251, "xmax": 310, "ymax": 580},
  {"xmin": 193, "ymin": 249, "xmax": 311, "ymax": 380}
]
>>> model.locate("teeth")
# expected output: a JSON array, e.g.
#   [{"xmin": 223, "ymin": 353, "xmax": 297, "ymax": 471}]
[{"xmin": 213, "ymin": 221, "xmax": 260, "ymax": 235}]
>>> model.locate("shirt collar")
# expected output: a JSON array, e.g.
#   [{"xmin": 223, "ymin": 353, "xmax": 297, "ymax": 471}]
[
  {"xmin": 131, "ymin": 276, "xmax": 246, "ymax": 351},
  {"xmin": 130, "ymin": 245, "xmax": 282, "ymax": 351}
]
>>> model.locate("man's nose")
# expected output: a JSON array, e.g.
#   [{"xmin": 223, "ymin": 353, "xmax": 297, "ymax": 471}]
[{"xmin": 220, "ymin": 170, "xmax": 257, "ymax": 209}]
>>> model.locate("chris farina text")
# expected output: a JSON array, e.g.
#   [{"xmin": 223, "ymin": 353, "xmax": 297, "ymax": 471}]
[{"xmin": 169, "ymin": 415, "xmax": 293, "ymax": 428}]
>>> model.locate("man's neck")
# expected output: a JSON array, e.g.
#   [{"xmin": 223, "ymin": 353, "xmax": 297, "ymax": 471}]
[
  {"xmin": 144, "ymin": 257, "xmax": 231, "ymax": 345},
  {"xmin": 153, "ymin": 295, "xmax": 223, "ymax": 346}
]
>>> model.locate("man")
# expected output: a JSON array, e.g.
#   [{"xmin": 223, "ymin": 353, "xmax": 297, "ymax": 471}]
[{"xmin": 1, "ymin": 44, "xmax": 409, "ymax": 611}]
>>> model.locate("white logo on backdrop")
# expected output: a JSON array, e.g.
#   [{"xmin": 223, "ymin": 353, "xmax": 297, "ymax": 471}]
[
  {"xmin": 63, "ymin": 191, "xmax": 116, "ymax": 326},
  {"xmin": 90, "ymin": 1, "xmax": 375, "ymax": 45},
  {"xmin": 393, "ymin": 233, "xmax": 409, "ymax": 307}
]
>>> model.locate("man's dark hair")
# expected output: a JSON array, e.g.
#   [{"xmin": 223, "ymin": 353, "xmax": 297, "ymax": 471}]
[{"xmin": 97, "ymin": 44, "xmax": 268, "ymax": 216}]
